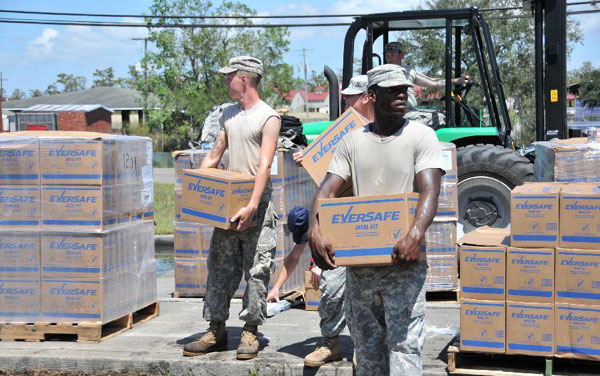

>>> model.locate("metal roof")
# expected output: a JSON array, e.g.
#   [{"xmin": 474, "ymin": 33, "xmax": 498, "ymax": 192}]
[
  {"xmin": 24, "ymin": 104, "xmax": 114, "ymax": 113},
  {"xmin": 2, "ymin": 87, "xmax": 160, "ymax": 111}
]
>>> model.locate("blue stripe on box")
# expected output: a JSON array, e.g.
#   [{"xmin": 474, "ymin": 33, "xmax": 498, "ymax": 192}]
[
  {"xmin": 508, "ymin": 289, "xmax": 552, "ymax": 297},
  {"xmin": 0, "ymin": 220, "xmax": 39, "ymax": 226},
  {"xmin": 556, "ymin": 346, "xmax": 600, "ymax": 355},
  {"xmin": 462, "ymin": 340, "xmax": 504, "ymax": 349},
  {"xmin": 462, "ymin": 286, "xmax": 504, "ymax": 295},
  {"xmin": 0, "ymin": 174, "xmax": 39, "ymax": 180},
  {"xmin": 427, "ymin": 247, "xmax": 455, "ymax": 253},
  {"xmin": 321, "ymin": 198, "xmax": 405, "ymax": 207},
  {"xmin": 558, "ymin": 306, "xmax": 600, "ymax": 313},
  {"xmin": 0, "ymin": 312, "xmax": 39, "ymax": 317},
  {"xmin": 43, "ymin": 220, "xmax": 101, "ymax": 226},
  {"xmin": 557, "ymin": 291, "xmax": 600, "ymax": 300},
  {"xmin": 336, "ymin": 248, "xmax": 391, "ymax": 258},
  {"xmin": 508, "ymin": 344, "xmax": 552, "ymax": 352},
  {"xmin": 561, "ymin": 236, "xmax": 600, "ymax": 243},
  {"xmin": 513, "ymin": 195, "xmax": 557, "ymax": 199},
  {"xmin": 42, "ymin": 187, "xmax": 100, "ymax": 191},
  {"xmin": 306, "ymin": 301, "xmax": 320, "ymax": 306},
  {"xmin": 0, "ymin": 267, "xmax": 38, "ymax": 273},
  {"xmin": 563, "ymin": 196, "xmax": 600, "ymax": 200},
  {"xmin": 183, "ymin": 173, "xmax": 229, "ymax": 185},
  {"xmin": 231, "ymin": 180, "xmax": 254, "ymax": 185},
  {"xmin": 43, "ymin": 312, "xmax": 101, "ymax": 319},
  {"xmin": 509, "ymin": 304, "xmax": 552, "ymax": 310},
  {"xmin": 42, "ymin": 174, "xmax": 101, "ymax": 180},
  {"xmin": 42, "ymin": 267, "xmax": 100, "ymax": 273},
  {"xmin": 509, "ymin": 250, "xmax": 553, "ymax": 255},
  {"xmin": 41, "ymin": 140, "xmax": 97, "ymax": 144},
  {"xmin": 181, "ymin": 208, "xmax": 226, "ymax": 223},
  {"xmin": 303, "ymin": 111, "xmax": 354, "ymax": 154},
  {"xmin": 43, "ymin": 279, "xmax": 99, "ymax": 283},
  {"xmin": 143, "ymin": 211, "xmax": 154, "ymax": 218},
  {"xmin": 176, "ymin": 283, "xmax": 200, "ymax": 289},
  {"xmin": 462, "ymin": 249, "xmax": 505, "ymax": 253},
  {"xmin": 512, "ymin": 234, "xmax": 557, "ymax": 241},
  {"xmin": 558, "ymin": 251, "xmax": 600, "ymax": 257},
  {"xmin": 175, "ymin": 249, "xmax": 199, "ymax": 255},
  {"xmin": 436, "ymin": 211, "xmax": 457, "ymax": 216},
  {"xmin": 0, "ymin": 187, "xmax": 38, "ymax": 191}
]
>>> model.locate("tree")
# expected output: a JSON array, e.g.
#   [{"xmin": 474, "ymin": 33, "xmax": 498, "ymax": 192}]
[
  {"xmin": 29, "ymin": 89, "xmax": 44, "ymax": 98},
  {"xmin": 9, "ymin": 89, "xmax": 26, "ymax": 100},
  {"xmin": 578, "ymin": 64, "xmax": 600, "ymax": 110},
  {"xmin": 92, "ymin": 67, "xmax": 127, "ymax": 88},
  {"xmin": 45, "ymin": 84, "xmax": 59, "ymax": 95},
  {"xmin": 308, "ymin": 69, "xmax": 328, "ymax": 91},
  {"xmin": 403, "ymin": 0, "xmax": 582, "ymax": 145},
  {"xmin": 140, "ymin": 0, "xmax": 297, "ymax": 143},
  {"xmin": 55, "ymin": 73, "xmax": 86, "ymax": 92}
]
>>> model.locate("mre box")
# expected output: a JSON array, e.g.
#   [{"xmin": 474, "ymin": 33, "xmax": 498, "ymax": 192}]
[
  {"xmin": 459, "ymin": 227, "xmax": 509, "ymax": 300},
  {"xmin": 555, "ymin": 303, "xmax": 600, "ymax": 361},
  {"xmin": 181, "ymin": 168, "xmax": 257, "ymax": 230},
  {"xmin": 560, "ymin": 184, "xmax": 600, "ymax": 249},
  {"xmin": 511, "ymin": 183, "xmax": 560, "ymax": 248},
  {"xmin": 318, "ymin": 193, "xmax": 422, "ymax": 267},
  {"xmin": 0, "ymin": 233, "xmax": 40, "ymax": 277},
  {"xmin": 41, "ymin": 186, "xmax": 103, "ymax": 232},
  {"xmin": 0, "ymin": 278, "xmax": 40, "ymax": 322},
  {"xmin": 555, "ymin": 248, "xmax": 600, "ymax": 305},
  {"xmin": 0, "ymin": 185, "xmax": 40, "ymax": 230},
  {"xmin": 460, "ymin": 299, "xmax": 505, "ymax": 354},
  {"xmin": 506, "ymin": 247, "xmax": 554, "ymax": 303},
  {"xmin": 301, "ymin": 108, "xmax": 367, "ymax": 185},
  {"xmin": 506, "ymin": 302, "xmax": 553, "ymax": 356},
  {"xmin": 0, "ymin": 137, "xmax": 40, "ymax": 185}
]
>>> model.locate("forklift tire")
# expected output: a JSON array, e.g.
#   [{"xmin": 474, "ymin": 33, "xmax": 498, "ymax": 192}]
[{"xmin": 457, "ymin": 144, "xmax": 534, "ymax": 233}]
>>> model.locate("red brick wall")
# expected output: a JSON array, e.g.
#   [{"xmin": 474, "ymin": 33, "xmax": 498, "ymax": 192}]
[{"xmin": 57, "ymin": 109, "xmax": 112, "ymax": 133}]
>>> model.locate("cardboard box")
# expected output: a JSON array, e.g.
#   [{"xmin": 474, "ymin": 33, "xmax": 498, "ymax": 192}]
[
  {"xmin": 174, "ymin": 221, "xmax": 203, "ymax": 259},
  {"xmin": 0, "ymin": 278, "xmax": 40, "ymax": 321},
  {"xmin": 555, "ymin": 303, "xmax": 600, "ymax": 360},
  {"xmin": 426, "ymin": 255, "xmax": 458, "ymax": 290},
  {"xmin": 436, "ymin": 183, "xmax": 458, "ymax": 220},
  {"xmin": 0, "ymin": 137, "xmax": 40, "ymax": 185},
  {"xmin": 318, "ymin": 193, "xmax": 423, "ymax": 266},
  {"xmin": 440, "ymin": 142, "xmax": 458, "ymax": 184},
  {"xmin": 0, "ymin": 233, "xmax": 40, "ymax": 277},
  {"xmin": 40, "ymin": 234, "xmax": 104, "ymax": 278},
  {"xmin": 534, "ymin": 138, "xmax": 600, "ymax": 183},
  {"xmin": 41, "ymin": 186, "xmax": 103, "ymax": 231},
  {"xmin": 181, "ymin": 168, "xmax": 256, "ymax": 230},
  {"xmin": 0, "ymin": 185, "xmax": 40, "ymax": 229},
  {"xmin": 173, "ymin": 149, "xmax": 229, "ymax": 190},
  {"xmin": 506, "ymin": 247, "xmax": 554, "ymax": 303},
  {"xmin": 304, "ymin": 271, "xmax": 321, "ymax": 311},
  {"xmin": 301, "ymin": 108, "xmax": 367, "ymax": 185},
  {"xmin": 174, "ymin": 258, "xmax": 207, "ymax": 295},
  {"xmin": 460, "ymin": 298, "xmax": 505, "ymax": 353},
  {"xmin": 425, "ymin": 220, "xmax": 457, "ymax": 256},
  {"xmin": 560, "ymin": 184, "xmax": 600, "ymax": 249},
  {"xmin": 41, "ymin": 278, "xmax": 103, "ymax": 322},
  {"xmin": 459, "ymin": 227, "xmax": 509, "ymax": 300},
  {"xmin": 511, "ymin": 183, "xmax": 560, "ymax": 248},
  {"xmin": 555, "ymin": 248, "xmax": 600, "ymax": 305},
  {"xmin": 506, "ymin": 302, "xmax": 553, "ymax": 356},
  {"xmin": 39, "ymin": 137, "xmax": 104, "ymax": 186}
]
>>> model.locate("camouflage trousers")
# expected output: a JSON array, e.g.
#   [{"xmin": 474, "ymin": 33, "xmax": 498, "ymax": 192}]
[
  {"xmin": 319, "ymin": 266, "xmax": 348, "ymax": 338},
  {"xmin": 347, "ymin": 260, "xmax": 427, "ymax": 376},
  {"xmin": 202, "ymin": 200, "xmax": 277, "ymax": 326}
]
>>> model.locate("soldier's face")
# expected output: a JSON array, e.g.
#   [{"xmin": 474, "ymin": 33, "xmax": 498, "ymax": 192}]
[
  {"xmin": 225, "ymin": 72, "xmax": 244, "ymax": 100},
  {"xmin": 385, "ymin": 50, "xmax": 404, "ymax": 65},
  {"xmin": 371, "ymin": 85, "xmax": 409, "ymax": 118}
]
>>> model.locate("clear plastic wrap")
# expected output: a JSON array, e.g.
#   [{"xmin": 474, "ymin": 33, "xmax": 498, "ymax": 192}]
[
  {"xmin": 425, "ymin": 220, "xmax": 458, "ymax": 290},
  {"xmin": 534, "ymin": 138, "xmax": 600, "ymax": 182}
]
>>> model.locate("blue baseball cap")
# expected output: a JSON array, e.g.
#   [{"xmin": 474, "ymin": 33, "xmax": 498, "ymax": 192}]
[{"xmin": 287, "ymin": 206, "xmax": 309, "ymax": 245}]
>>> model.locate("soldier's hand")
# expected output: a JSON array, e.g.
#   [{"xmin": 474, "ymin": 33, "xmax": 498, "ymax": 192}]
[
  {"xmin": 231, "ymin": 205, "xmax": 257, "ymax": 231},
  {"xmin": 310, "ymin": 266, "xmax": 321, "ymax": 287},
  {"xmin": 292, "ymin": 151, "xmax": 304, "ymax": 166},
  {"xmin": 391, "ymin": 231, "xmax": 422, "ymax": 264},
  {"xmin": 267, "ymin": 287, "xmax": 280, "ymax": 303},
  {"xmin": 308, "ymin": 225, "xmax": 336, "ymax": 270}
]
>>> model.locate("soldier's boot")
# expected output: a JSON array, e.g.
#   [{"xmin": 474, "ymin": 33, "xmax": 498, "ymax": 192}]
[
  {"xmin": 182, "ymin": 321, "xmax": 227, "ymax": 357},
  {"xmin": 236, "ymin": 324, "xmax": 259, "ymax": 360},
  {"xmin": 304, "ymin": 335, "xmax": 342, "ymax": 367}
]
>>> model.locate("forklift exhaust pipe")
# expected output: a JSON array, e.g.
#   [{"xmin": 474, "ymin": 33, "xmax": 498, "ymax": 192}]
[{"xmin": 324, "ymin": 65, "xmax": 339, "ymax": 120}]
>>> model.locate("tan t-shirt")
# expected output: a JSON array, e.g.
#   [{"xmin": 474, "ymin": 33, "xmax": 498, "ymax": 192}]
[{"xmin": 327, "ymin": 120, "xmax": 445, "ymax": 196}]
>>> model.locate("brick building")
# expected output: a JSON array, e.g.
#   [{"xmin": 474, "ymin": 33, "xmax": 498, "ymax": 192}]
[{"xmin": 14, "ymin": 104, "xmax": 112, "ymax": 133}]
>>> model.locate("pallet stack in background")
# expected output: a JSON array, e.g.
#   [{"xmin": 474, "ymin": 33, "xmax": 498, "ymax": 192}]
[
  {"xmin": 459, "ymin": 179, "xmax": 600, "ymax": 361},
  {"xmin": 172, "ymin": 149, "xmax": 316, "ymax": 298},
  {"xmin": 0, "ymin": 132, "xmax": 157, "ymax": 325},
  {"xmin": 425, "ymin": 142, "xmax": 459, "ymax": 291}
]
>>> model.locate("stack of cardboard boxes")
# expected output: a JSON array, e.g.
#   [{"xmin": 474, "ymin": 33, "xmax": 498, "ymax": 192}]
[
  {"xmin": 460, "ymin": 181, "xmax": 600, "ymax": 361},
  {"xmin": 173, "ymin": 149, "xmax": 316, "ymax": 298},
  {"xmin": 0, "ymin": 132, "xmax": 157, "ymax": 324}
]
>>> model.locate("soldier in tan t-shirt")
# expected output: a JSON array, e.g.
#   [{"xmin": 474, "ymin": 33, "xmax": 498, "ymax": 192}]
[
  {"xmin": 308, "ymin": 64, "xmax": 445, "ymax": 375},
  {"xmin": 183, "ymin": 56, "xmax": 281, "ymax": 360}
]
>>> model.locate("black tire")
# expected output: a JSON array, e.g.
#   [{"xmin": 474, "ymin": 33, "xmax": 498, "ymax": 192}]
[{"xmin": 457, "ymin": 144, "xmax": 534, "ymax": 233}]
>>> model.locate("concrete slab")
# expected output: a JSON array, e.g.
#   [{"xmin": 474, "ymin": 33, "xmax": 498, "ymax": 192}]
[{"xmin": 0, "ymin": 274, "xmax": 459, "ymax": 376}]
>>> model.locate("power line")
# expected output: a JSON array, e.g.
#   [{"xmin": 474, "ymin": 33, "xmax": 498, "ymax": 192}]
[
  {"xmin": 566, "ymin": 1, "xmax": 600, "ymax": 5},
  {"xmin": 0, "ymin": 18, "xmax": 351, "ymax": 27}
]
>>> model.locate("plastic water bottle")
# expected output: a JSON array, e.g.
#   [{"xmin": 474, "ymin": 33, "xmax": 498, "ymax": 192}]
[
  {"xmin": 587, "ymin": 127, "xmax": 597, "ymax": 143},
  {"xmin": 266, "ymin": 300, "xmax": 291, "ymax": 317}
]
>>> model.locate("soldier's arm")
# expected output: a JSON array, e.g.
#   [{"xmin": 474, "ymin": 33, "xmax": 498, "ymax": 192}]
[{"xmin": 200, "ymin": 130, "xmax": 227, "ymax": 168}]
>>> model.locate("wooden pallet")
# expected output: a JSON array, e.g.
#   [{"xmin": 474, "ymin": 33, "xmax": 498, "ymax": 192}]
[
  {"xmin": 173, "ymin": 290, "xmax": 305, "ymax": 302},
  {"xmin": 448, "ymin": 339, "xmax": 599, "ymax": 376},
  {"xmin": 0, "ymin": 301, "xmax": 159, "ymax": 343}
]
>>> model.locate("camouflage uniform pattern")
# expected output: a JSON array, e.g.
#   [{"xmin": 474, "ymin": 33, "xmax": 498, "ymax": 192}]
[
  {"xmin": 346, "ymin": 260, "xmax": 427, "ymax": 376},
  {"xmin": 318, "ymin": 266, "xmax": 348, "ymax": 337},
  {"xmin": 203, "ymin": 200, "xmax": 277, "ymax": 326}
]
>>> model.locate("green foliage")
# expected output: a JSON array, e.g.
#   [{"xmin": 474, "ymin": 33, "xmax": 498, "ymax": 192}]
[
  {"xmin": 92, "ymin": 67, "xmax": 128, "ymax": 88},
  {"xmin": 138, "ymin": 0, "xmax": 296, "ymax": 148},
  {"xmin": 45, "ymin": 73, "xmax": 87, "ymax": 94},
  {"xmin": 402, "ymin": 0, "xmax": 582, "ymax": 145},
  {"xmin": 154, "ymin": 183, "xmax": 175, "ymax": 235},
  {"xmin": 9, "ymin": 89, "xmax": 26, "ymax": 100},
  {"xmin": 29, "ymin": 89, "xmax": 44, "ymax": 98},
  {"xmin": 577, "ymin": 63, "xmax": 600, "ymax": 110}
]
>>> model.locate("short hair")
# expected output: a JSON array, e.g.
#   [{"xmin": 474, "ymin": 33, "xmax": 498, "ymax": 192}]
[{"xmin": 237, "ymin": 70, "xmax": 262, "ymax": 87}]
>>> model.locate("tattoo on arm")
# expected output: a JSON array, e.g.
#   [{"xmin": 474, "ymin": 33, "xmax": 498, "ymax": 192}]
[{"xmin": 212, "ymin": 138, "xmax": 225, "ymax": 152}]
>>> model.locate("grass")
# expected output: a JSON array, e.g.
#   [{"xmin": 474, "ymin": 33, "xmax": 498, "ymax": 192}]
[{"xmin": 154, "ymin": 183, "xmax": 175, "ymax": 235}]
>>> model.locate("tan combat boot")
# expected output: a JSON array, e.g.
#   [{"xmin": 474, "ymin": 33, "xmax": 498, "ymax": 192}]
[
  {"xmin": 182, "ymin": 321, "xmax": 227, "ymax": 357},
  {"xmin": 304, "ymin": 336, "xmax": 342, "ymax": 367},
  {"xmin": 236, "ymin": 324, "xmax": 259, "ymax": 360}
]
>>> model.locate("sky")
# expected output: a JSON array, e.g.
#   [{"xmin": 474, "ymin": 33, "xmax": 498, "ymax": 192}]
[{"xmin": 0, "ymin": 0, "xmax": 599, "ymax": 98}]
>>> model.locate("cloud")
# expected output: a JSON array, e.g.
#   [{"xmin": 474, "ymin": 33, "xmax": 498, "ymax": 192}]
[
  {"xmin": 327, "ymin": 0, "xmax": 423, "ymax": 14},
  {"xmin": 27, "ymin": 28, "xmax": 59, "ymax": 57}
]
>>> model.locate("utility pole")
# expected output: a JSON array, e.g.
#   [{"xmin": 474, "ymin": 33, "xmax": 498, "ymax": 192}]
[
  {"xmin": 0, "ymin": 72, "xmax": 5, "ymax": 133},
  {"xmin": 132, "ymin": 37, "xmax": 148, "ymax": 126},
  {"xmin": 301, "ymin": 48, "xmax": 310, "ymax": 120}
]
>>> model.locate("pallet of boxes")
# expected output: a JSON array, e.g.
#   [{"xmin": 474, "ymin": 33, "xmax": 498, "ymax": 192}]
[
  {"xmin": 172, "ymin": 148, "xmax": 316, "ymax": 299},
  {"xmin": 0, "ymin": 131, "xmax": 158, "ymax": 342},
  {"xmin": 450, "ymin": 138, "xmax": 600, "ymax": 375}
]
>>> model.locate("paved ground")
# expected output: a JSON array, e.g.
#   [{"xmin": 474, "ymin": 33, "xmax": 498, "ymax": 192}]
[
  {"xmin": 153, "ymin": 168, "xmax": 175, "ymax": 184},
  {"xmin": 0, "ymin": 270, "xmax": 459, "ymax": 376}
]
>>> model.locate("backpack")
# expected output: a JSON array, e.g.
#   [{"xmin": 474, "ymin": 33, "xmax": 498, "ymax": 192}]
[{"xmin": 279, "ymin": 115, "xmax": 307, "ymax": 147}]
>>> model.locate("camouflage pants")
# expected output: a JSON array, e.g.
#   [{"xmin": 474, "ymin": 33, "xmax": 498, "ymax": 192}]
[
  {"xmin": 203, "ymin": 200, "xmax": 277, "ymax": 326},
  {"xmin": 347, "ymin": 261, "xmax": 427, "ymax": 376},
  {"xmin": 319, "ymin": 266, "xmax": 348, "ymax": 337}
]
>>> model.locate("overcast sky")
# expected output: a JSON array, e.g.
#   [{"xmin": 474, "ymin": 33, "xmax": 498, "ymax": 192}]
[{"xmin": 0, "ymin": 0, "xmax": 598, "ymax": 96}]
